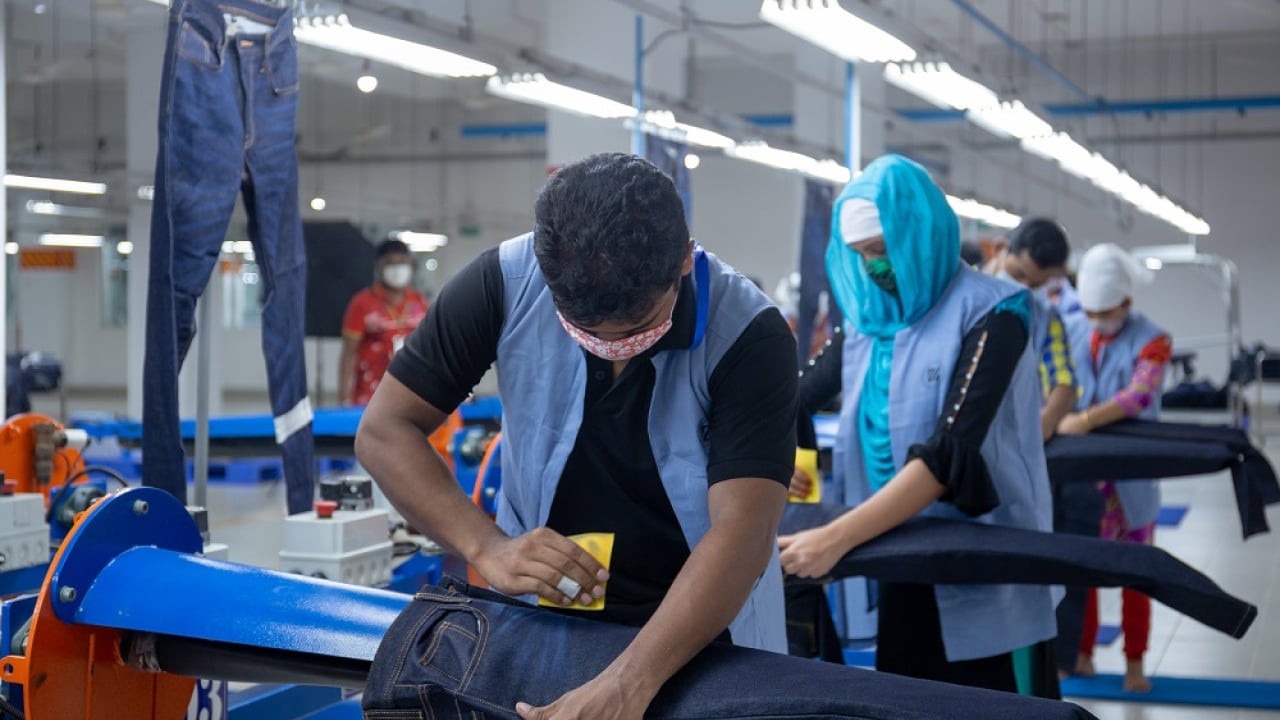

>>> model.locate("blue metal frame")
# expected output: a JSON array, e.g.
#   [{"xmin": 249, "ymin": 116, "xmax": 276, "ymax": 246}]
[
  {"xmin": 949, "ymin": 0, "xmax": 1093, "ymax": 102},
  {"xmin": 896, "ymin": 95, "xmax": 1280, "ymax": 123},
  {"xmin": 228, "ymin": 685, "xmax": 345, "ymax": 720},
  {"xmin": 0, "ymin": 593, "xmax": 37, "ymax": 710}
]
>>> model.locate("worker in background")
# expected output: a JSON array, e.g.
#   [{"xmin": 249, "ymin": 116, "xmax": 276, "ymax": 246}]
[
  {"xmin": 985, "ymin": 218, "xmax": 1078, "ymax": 440},
  {"xmin": 1056, "ymin": 243, "xmax": 1171, "ymax": 693},
  {"xmin": 781, "ymin": 155, "xmax": 1056, "ymax": 693},
  {"xmin": 356, "ymin": 153, "xmax": 796, "ymax": 720},
  {"xmin": 339, "ymin": 239, "xmax": 429, "ymax": 407}
]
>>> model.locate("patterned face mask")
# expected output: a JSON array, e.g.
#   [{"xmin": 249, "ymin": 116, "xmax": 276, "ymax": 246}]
[
  {"xmin": 864, "ymin": 256, "xmax": 899, "ymax": 297},
  {"xmin": 557, "ymin": 301, "xmax": 675, "ymax": 362}
]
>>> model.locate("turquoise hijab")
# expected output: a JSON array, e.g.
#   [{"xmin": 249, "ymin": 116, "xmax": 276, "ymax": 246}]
[
  {"xmin": 827, "ymin": 155, "xmax": 961, "ymax": 492},
  {"xmin": 827, "ymin": 154, "xmax": 961, "ymax": 339}
]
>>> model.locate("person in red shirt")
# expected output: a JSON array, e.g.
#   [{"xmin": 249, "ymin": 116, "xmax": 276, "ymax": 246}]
[{"xmin": 339, "ymin": 239, "xmax": 429, "ymax": 406}]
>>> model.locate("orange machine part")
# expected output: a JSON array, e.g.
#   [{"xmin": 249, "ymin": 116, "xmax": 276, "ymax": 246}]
[
  {"xmin": 427, "ymin": 409, "xmax": 464, "ymax": 473},
  {"xmin": 0, "ymin": 500, "xmax": 196, "ymax": 720},
  {"xmin": 0, "ymin": 413, "xmax": 81, "ymax": 501}
]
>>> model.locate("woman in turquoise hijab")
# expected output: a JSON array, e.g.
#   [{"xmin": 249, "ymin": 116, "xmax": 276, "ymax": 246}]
[{"xmin": 779, "ymin": 155, "xmax": 1057, "ymax": 692}]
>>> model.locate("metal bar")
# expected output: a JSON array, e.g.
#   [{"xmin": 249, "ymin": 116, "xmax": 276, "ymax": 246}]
[
  {"xmin": 458, "ymin": 123, "xmax": 549, "ymax": 138},
  {"xmin": 194, "ymin": 291, "xmax": 212, "ymax": 509},
  {"xmin": 949, "ymin": 0, "xmax": 1094, "ymax": 102},
  {"xmin": 896, "ymin": 95, "xmax": 1280, "ymax": 123},
  {"xmin": 632, "ymin": 14, "xmax": 644, "ymax": 156},
  {"xmin": 844, "ymin": 62, "xmax": 857, "ymax": 172}
]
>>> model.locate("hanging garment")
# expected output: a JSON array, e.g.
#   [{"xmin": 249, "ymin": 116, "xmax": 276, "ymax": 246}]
[
  {"xmin": 780, "ymin": 503, "xmax": 1256, "ymax": 640},
  {"xmin": 362, "ymin": 577, "xmax": 1096, "ymax": 720},
  {"xmin": 144, "ymin": 0, "xmax": 314, "ymax": 514},
  {"xmin": 1045, "ymin": 420, "xmax": 1280, "ymax": 538}
]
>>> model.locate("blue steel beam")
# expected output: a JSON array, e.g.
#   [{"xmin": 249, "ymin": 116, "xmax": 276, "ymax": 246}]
[
  {"xmin": 895, "ymin": 95, "xmax": 1280, "ymax": 123},
  {"xmin": 950, "ymin": 0, "xmax": 1095, "ymax": 102}
]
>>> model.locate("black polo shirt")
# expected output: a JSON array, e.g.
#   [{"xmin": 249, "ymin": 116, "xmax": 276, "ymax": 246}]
[{"xmin": 389, "ymin": 246, "xmax": 797, "ymax": 629}]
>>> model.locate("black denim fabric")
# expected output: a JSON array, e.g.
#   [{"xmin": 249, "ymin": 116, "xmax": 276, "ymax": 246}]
[
  {"xmin": 362, "ymin": 577, "xmax": 1096, "ymax": 720},
  {"xmin": 1045, "ymin": 420, "xmax": 1280, "ymax": 537},
  {"xmin": 780, "ymin": 504, "xmax": 1256, "ymax": 639}
]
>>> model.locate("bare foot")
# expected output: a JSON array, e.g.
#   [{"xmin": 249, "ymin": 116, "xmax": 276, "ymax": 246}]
[
  {"xmin": 1073, "ymin": 653, "xmax": 1096, "ymax": 677},
  {"xmin": 1124, "ymin": 660, "xmax": 1152, "ymax": 693}
]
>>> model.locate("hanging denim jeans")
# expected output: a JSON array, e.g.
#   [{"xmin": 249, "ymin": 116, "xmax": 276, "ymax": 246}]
[
  {"xmin": 144, "ymin": 0, "xmax": 314, "ymax": 514},
  {"xmin": 362, "ymin": 577, "xmax": 1095, "ymax": 720}
]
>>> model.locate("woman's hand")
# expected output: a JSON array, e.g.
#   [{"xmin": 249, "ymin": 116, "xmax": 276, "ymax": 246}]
[
  {"xmin": 778, "ymin": 526, "xmax": 845, "ymax": 579},
  {"xmin": 1056, "ymin": 411, "xmax": 1092, "ymax": 436}
]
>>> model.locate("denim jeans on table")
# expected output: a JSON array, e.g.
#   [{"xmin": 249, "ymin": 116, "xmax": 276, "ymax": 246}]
[
  {"xmin": 363, "ymin": 577, "xmax": 1095, "ymax": 720},
  {"xmin": 779, "ymin": 504, "xmax": 1255, "ymax": 639},
  {"xmin": 144, "ymin": 0, "xmax": 314, "ymax": 514}
]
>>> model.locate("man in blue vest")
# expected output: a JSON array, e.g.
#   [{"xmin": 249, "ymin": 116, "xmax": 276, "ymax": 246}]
[{"xmin": 356, "ymin": 153, "xmax": 797, "ymax": 720}]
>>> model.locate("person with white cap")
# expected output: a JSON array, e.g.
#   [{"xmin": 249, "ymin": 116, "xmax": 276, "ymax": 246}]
[
  {"xmin": 782, "ymin": 155, "xmax": 1057, "ymax": 693},
  {"xmin": 1056, "ymin": 242, "xmax": 1171, "ymax": 693}
]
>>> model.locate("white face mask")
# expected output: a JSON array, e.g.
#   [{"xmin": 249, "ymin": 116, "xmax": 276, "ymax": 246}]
[
  {"xmin": 1090, "ymin": 316, "xmax": 1126, "ymax": 337},
  {"xmin": 382, "ymin": 264, "xmax": 412, "ymax": 289}
]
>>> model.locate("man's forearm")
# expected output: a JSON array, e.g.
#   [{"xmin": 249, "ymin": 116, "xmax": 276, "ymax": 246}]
[
  {"xmin": 355, "ymin": 413, "xmax": 504, "ymax": 561},
  {"xmin": 1042, "ymin": 384, "xmax": 1077, "ymax": 439},
  {"xmin": 1083, "ymin": 398, "xmax": 1129, "ymax": 430},
  {"xmin": 598, "ymin": 503, "xmax": 781, "ymax": 703}
]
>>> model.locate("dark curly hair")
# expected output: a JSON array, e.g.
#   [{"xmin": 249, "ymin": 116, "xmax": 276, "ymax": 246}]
[
  {"xmin": 1008, "ymin": 217, "xmax": 1069, "ymax": 271},
  {"xmin": 534, "ymin": 153, "xmax": 689, "ymax": 327}
]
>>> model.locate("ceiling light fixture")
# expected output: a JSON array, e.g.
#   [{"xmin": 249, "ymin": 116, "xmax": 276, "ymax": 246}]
[
  {"xmin": 4, "ymin": 243, "xmax": 19, "ymax": 256},
  {"xmin": 37, "ymin": 233, "xmax": 105, "ymax": 248},
  {"xmin": 24, "ymin": 200, "xmax": 108, "ymax": 219},
  {"xmin": 760, "ymin": 0, "xmax": 916, "ymax": 64},
  {"xmin": 486, "ymin": 74, "xmax": 637, "ymax": 119},
  {"xmin": 946, "ymin": 195, "xmax": 1021, "ymax": 229},
  {"xmin": 725, "ymin": 142, "xmax": 851, "ymax": 185},
  {"xmin": 684, "ymin": 153, "xmax": 701, "ymax": 170},
  {"xmin": 293, "ymin": 14, "xmax": 496, "ymax": 79},
  {"xmin": 310, "ymin": 197, "xmax": 327, "ymax": 211},
  {"xmin": 5, "ymin": 174, "xmax": 107, "ymax": 195},
  {"xmin": 635, "ymin": 111, "xmax": 735, "ymax": 150},
  {"xmin": 116, "ymin": 241, "xmax": 135, "ymax": 256},
  {"xmin": 966, "ymin": 101, "xmax": 1053, "ymax": 140},
  {"xmin": 389, "ymin": 231, "xmax": 449, "ymax": 252},
  {"xmin": 883, "ymin": 61, "xmax": 999, "ymax": 111}
]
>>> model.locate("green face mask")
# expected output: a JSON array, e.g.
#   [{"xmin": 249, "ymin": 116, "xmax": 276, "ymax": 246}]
[{"xmin": 864, "ymin": 256, "xmax": 899, "ymax": 296}]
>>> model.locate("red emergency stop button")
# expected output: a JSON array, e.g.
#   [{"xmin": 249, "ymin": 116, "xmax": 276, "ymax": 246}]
[{"xmin": 315, "ymin": 500, "xmax": 338, "ymax": 519}]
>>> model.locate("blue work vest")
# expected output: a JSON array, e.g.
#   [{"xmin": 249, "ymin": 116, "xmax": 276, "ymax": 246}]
[
  {"xmin": 836, "ymin": 268, "xmax": 1057, "ymax": 661},
  {"xmin": 1072, "ymin": 312, "xmax": 1167, "ymax": 528},
  {"xmin": 493, "ymin": 234, "xmax": 786, "ymax": 653}
]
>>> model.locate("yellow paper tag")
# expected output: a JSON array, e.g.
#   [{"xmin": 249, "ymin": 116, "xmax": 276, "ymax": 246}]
[
  {"xmin": 790, "ymin": 448, "xmax": 821, "ymax": 504},
  {"xmin": 538, "ymin": 532, "xmax": 614, "ymax": 611}
]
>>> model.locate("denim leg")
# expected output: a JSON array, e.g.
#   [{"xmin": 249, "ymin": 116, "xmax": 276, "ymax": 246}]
[
  {"xmin": 143, "ymin": 0, "xmax": 245, "ymax": 502},
  {"xmin": 240, "ymin": 25, "xmax": 314, "ymax": 514}
]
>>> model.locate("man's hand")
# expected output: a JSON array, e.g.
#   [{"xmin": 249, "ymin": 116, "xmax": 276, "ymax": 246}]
[
  {"xmin": 788, "ymin": 467, "xmax": 814, "ymax": 500},
  {"xmin": 471, "ymin": 527, "xmax": 609, "ymax": 607},
  {"xmin": 1056, "ymin": 411, "xmax": 1091, "ymax": 436},
  {"xmin": 516, "ymin": 671, "xmax": 647, "ymax": 720},
  {"xmin": 778, "ymin": 526, "xmax": 844, "ymax": 579}
]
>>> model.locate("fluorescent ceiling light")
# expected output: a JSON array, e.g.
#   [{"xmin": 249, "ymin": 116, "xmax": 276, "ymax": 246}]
[
  {"xmin": 760, "ymin": 0, "xmax": 916, "ymax": 64},
  {"xmin": 1144, "ymin": 257, "xmax": 1163, "ymax": 271},
  {"xmin": 294, "ymin": 14, "xmax": 496, "ymax": 79},
  {"xmin": 486, "ymin": 74, "xmax": 637, "ymax": 119},
  {"xmin": 725, "ymin": 142, "xmax": 851, "ymax": 184},
  {"xmin": 38, "ymin": 234, "xmax": 104, "ymax": 248},
  {"xmin": 3, "ymin": 243, "xmax": 18, "ymax": 256},
  {"xmin": 636, "ymin": 111, "xmax": 736, "ymax": 150},
  {"xmin": 808, "ymin": 160, "xmax": 853, "ymax": 185},
  {"xmin": 946, "ymin": 195, "xmax": 1021, "ymax": 229},
  {"xmin": 221, "ymin": 241, "xmax": 254, "ymax": 255},
  {"xmin": 116, "ymin": 241, "xmax": 135, "ymax": 256},
  {"xmin": 965, "ymin": 101, "xmax": 1053, "ymax": 140},
  {"xmin": 390, "ymin": 231, "xmax": 449, "ymax": 252},
  {"xmin": 137, "ymin": 185, "xmax": 155, "ymax": 201},
  {"xmin": 24, "ymin": 200, "xmax": 107, "ymax": 219},
  {"xmin": 883, "ymin": 62, "xmax": 998, "ymax": 111},
  {"xmin": 5, "ymin": 174, "xmax": 107, "ymax": 195}
]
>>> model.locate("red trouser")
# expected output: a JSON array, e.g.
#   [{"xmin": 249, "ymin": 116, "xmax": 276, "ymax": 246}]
[{"xmin": 1080, "ymin": 588, "xmax": 1151, "ymax": 661}]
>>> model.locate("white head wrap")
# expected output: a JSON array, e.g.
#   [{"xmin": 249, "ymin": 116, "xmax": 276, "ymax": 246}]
[
  {"xmin": 840, "ymin": 198, "xmax": 883, "ymax": 245},
  {"xmin": 1076, "ymin": 243, "xmax": 1154, "ymax": 312}
]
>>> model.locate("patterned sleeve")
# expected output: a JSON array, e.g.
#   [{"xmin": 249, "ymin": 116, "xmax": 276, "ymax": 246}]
[
  {"xmin": 1039, "ymin": 309, "xmax": 1077, "ymax": 394},
  {"xmin": 1113, "ymin": 335, "xmax": 1173, "ymax": 416}
]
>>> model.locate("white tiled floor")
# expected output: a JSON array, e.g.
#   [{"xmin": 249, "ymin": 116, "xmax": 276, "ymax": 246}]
[{"xmin": 1069, "ymin": 418, "xmax": 1280, "ymax": 719}]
